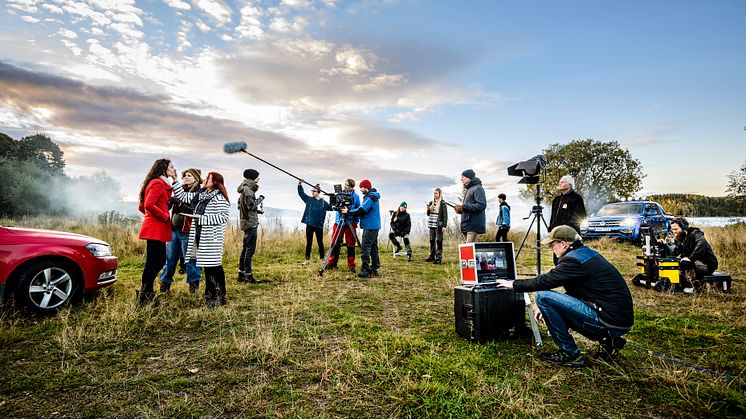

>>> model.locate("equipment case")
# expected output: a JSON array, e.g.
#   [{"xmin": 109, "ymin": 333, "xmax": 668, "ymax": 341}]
[{"xmin": 454, "ymin": 284, "xmax": 527, "ymax": 343}]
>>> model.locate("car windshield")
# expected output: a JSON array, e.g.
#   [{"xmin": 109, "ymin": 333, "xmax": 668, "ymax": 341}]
[{"xmin": 597, "ymin": 203, "xmax": 643, "ymax": 216}]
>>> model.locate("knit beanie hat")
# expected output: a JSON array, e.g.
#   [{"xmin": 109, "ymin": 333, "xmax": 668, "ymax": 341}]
[
  {"xmin": 359, "ymin": 179, "xmax": 372, "ymax": 189},
  {"xmin": 182, "ymin": 168, "xmax": 202, "ymax": 183},
  {"xmin": 243, "ymin": 168, "xmax": 259, "ymax": 180},
  {"xmin": 461, "ymin": 169, "xmax": 476, "ymax": 179},
  {"xmin": 400, "ymin": 202, "xmax": 407, "ymax": 208}
]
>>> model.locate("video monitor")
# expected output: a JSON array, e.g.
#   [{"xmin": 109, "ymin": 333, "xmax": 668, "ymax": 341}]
[{"xmin": 460, "ymin": 242, "xmax": 517, "ymax": 284}]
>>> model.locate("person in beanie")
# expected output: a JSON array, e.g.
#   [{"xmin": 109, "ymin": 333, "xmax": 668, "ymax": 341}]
[
  {"xmin": 327, "ymin": 178, "xmax": 360, "ymax": 273},
  {"xmin": 159, "ymin": 168, "xmax": 203, "ymax": 294},
  {"xmin": 454, "ymin": 169, "xmax": 487, "ymax": 243},
  {"xmin": 298, "ymin": 180, "xmax": 332, "ymax": 264},
  {"xmin": 495, "ymin": 193, "xmax": 511, "ymax": 242},
  {"xmin": 343, "ymin": 179, "xmax": 381, "ymax": 278},
  {"xmin": 497, "ymin": 225, "xmax": 634, "ymax": 367},
  {"xmin": 136, "ymin": 158, "xmax": 175, "ymax": 306},
  {"xmin": 389, "ymin": 202, "xmax": 412, "ymax": 261},
  {"xmin": 426, "ymin": 188, "xmax": 448, "ymax": 263},
  {"xmin": 172, "ymin": 172, "xmax": 231, "ymax": 308},
  {"xmin": 237, "ymin": 169, "xmax": 264, "ymax": 284}
]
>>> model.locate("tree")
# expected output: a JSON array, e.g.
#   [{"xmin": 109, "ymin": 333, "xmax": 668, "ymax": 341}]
[
  {"xmin": 16, "ymin": 133, "xmax": 65, "ymax": 174},
  {"xmin": 0, "ymin": 132, "xmax": 17, "ymax": 159},
  {"xmin": 725, "ymin": 160, "xmax": 746, "ymax": 197},
  {"xmin": 521, "ymin": 139, "xmax": 645, "ymax": 213}
]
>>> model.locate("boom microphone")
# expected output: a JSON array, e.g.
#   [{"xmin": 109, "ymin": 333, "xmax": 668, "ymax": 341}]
[
  {"xmin": 223, "ymin": 141, "xmax": 248, "ymax": 154},
  {"xmin": 222, "ymin": 140, "xmax": 330, "ymax": 195}
]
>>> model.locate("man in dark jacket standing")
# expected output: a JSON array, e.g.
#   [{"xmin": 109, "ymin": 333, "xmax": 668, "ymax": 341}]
[
  {"xmin": 389, "ymin": 202, "xmax": 412, "ymax": 261},
  {"xmin": 237, "ymin": 169, "xmax": 264, "ymax": 284},
  {"xmin": 298, "ymin": 181, "xmax": 332, "ymax": 265},
  {"xmin": 343, "ymin": 179, "xmax": 380, "ymax": 278},
  {"xmin": 455, "ymin": 169, "xmax": 486, "ymax": 243},
  {"xmin": 670, "ymin": 218, "xmax": 718, "ymax": 281},
  {"xmin": 497, "ymin": 225, "xmax": 634, "ymax": 367},
  {"xmin": 549, "ymin": 175, "xmax": 586, "ymax": 234}
]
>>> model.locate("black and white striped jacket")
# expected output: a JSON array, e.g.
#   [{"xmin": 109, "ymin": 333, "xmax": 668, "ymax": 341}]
[{"xmin": 172, "ymin": 181, "xmax": 230, "ymax": 267}]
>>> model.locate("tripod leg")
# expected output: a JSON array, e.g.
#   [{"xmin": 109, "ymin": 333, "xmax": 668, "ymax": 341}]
[
  {"xmin": 320, "ymin": 224, "xmax": 345, "ymax": 276},
  {"xmin": 516, "ymin": 215, "xmax": 537, "ymax": 259},
  {"xmin": 524, "ymin": 292, "xmax": 543, "ymax": 347}
]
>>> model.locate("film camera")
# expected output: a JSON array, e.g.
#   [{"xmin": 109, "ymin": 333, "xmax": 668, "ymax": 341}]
[{"xmin": 328, "ymin": 184, "xmax": 354, "ymax": 210}]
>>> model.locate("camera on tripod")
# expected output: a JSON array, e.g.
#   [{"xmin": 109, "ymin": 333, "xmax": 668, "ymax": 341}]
[{"xmin": 328, "ymin": 184, "xmax": 354, "ymax": 210}]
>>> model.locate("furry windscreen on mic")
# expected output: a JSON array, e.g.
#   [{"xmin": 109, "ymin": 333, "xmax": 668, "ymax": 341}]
[{"xmin": 223, "ymin": 141, "xmax": 248, "ymax": 154}]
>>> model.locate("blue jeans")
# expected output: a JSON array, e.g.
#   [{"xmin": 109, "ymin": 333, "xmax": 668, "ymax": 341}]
[
  {"xmin": 160, "ymin": 230, "xmax": 201, "ymax": 285},
  {"xmin": 535, "ymin": 290, "xmax": 626, "ymax": 355}
]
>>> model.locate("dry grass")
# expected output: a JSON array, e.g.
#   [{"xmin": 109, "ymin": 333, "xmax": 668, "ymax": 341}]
[{"xmin": 0, "ymin": 217, "xmax": 744, "ymax": 417}]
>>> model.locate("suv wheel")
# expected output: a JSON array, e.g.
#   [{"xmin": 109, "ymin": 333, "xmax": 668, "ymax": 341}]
[{"xmin": 15, "ymin": 260, "xmax": 80, "ymax": 315}]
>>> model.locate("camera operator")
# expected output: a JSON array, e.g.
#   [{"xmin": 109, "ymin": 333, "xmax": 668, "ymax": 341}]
[
  {"xmin": 342, "ymin": 179, "xmax": 381, "ymax": 278},
  {"xmin": 388, "ymin": 202, "xmax": 412, "ymax": 261},
  {"xmin": 668, "ymin": 218, "xmax": 718, "ymax": 283},
  {"xmin": 496, "ymin": 226, "xmax": 634, "ymax": 367},
  {"xmin": 327, "ymin": 178, "xmax": 361, "ymax": 273},
  {"xmin": 454, "ymin": 169, "xmax": 486, "ymax": 243},
  {"xmin": 237, "ymin": 168, "xmax": 264, "ymax": 284},
  {"xmin": 426, "ymin": 188, "xmax": 448, "ymax": 263}
]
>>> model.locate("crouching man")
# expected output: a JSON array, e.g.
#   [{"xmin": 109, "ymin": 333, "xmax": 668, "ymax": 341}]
[
  {"xmin": 669, "ymin": 218, "xmax": 718, "ymax": 284},
  {"xmin": 496, "ymin": 225, "xmax": 634, "ymax": 367}
]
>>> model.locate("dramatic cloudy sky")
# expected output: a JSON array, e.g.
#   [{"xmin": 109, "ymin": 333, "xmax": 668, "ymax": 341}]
[{"xmin": 1, "ymin": 0, "xmax": 744, "ymax": 220}]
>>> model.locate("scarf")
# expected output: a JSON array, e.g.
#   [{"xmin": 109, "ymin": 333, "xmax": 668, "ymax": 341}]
[{"xmin": 192, "ymin": 189, "xmax": 220, "ymax": 247}]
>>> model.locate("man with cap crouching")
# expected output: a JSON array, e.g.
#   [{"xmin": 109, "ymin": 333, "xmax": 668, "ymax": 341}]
[
  {"xmin": 496, "ymin": 225, "xmax": 634, "ymax": 367},
  {"xmin": 237, "ymin": 168, "xmax": 264, "ymax": 284},
  {"xmin": 342, "ymin": 179, "xmax": 381, "ymax": 278}
]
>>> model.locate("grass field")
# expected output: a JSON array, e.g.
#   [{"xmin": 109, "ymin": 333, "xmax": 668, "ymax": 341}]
[{"xmin": 1, "ymin": 218, "xmax": 745, "ymax": 418}]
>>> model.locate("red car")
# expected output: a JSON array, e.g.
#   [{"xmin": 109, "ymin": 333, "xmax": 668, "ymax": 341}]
[{"xmin": 0, "ymin": 226, "xmax": 118, "ymax": 314}]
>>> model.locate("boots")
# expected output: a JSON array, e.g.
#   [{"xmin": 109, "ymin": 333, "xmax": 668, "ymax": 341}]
[
  {"xmin": 246, "ymin": 273, "xmax": 258, "ymax": 284},
  {"xmin": 237, "ymin": 271, "xmax": 248, "ymax": 283},
  {"xmin": 159, "ymin": 281, "xmax": 171, "ymax": 293},
  {"xmin": 407, "ymin": 252, "xmax": 412, "ymax": 262},
  {"xmin": 136, "ymin": 289, "xmax": 158, "ymax": 307},
  {"xmin": 189, "ymin": 282, "xmax": 199, "ymax": 294}
]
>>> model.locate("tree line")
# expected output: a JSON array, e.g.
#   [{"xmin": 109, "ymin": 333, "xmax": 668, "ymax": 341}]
[
  {"xmin": 0, "ymin": 132, "xmax": 122, "ymax": 218},
  {"xmin": 646, "ymin": 194, "xmax": 746, "ymax": 217}
]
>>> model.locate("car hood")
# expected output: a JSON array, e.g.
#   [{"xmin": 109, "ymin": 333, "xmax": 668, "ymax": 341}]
[
  {"xmin": 587, "ymin": 215, "xmax": 631, "ymax": 221},
  {"xmin": 0, "ymin": 226, "xmax": 107, "ymax": 246}
]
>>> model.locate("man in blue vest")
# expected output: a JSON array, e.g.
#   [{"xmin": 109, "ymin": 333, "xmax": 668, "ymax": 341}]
[{"xmin": 343, "ymin": 179, "xmax": 381, "ymax": 278}]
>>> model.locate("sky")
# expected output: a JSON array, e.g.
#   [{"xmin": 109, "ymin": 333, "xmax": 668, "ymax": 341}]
[{"xmin": 1, "ymin": 0, "xmax": 745, "ymax": 225}]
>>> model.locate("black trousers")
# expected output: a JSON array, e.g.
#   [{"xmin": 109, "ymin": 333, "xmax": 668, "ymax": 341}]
[
  {"xmin": 204, "ymin": 266, "xmax": 226, "ymax": 300},
  {"xmin": 388, "ymin": 233, "xmax": 411, "ymax": 253},
  {"xmin": 495, "ymin": 226, "xmax": 510, "ymax": 242},
  {"xmin": 141, "ymin": 239, "xmax": 167, "ymax": 293},
  {"xmin": 305, "ymin": 225, "xmax": 325, "ymax": 260},
  {"xmin": 361, "ymin": 229, "xmax": 380, "ymax": 273},
  {"xmin": 240, "ymin": 226, "xmax": 258, "ymax": 275},
  {"xmin": 428, "ymin": 228, "xmax": 443, "ymax": 260}
]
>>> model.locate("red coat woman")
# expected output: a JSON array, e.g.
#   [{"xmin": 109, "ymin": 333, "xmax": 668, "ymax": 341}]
[{"xmin": 136, "ymin": 158, "xmax": 176, "ymax": 306}]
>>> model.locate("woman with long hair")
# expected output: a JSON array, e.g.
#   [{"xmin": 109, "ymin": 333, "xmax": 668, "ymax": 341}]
[
  {"xmin": 172, "ymin": 171, "xmax": 230, "ymax": 307},
  {"xmin": 426, "ymin": 187, "xmax": 448, "ymax": 264},
  {"xmin": 137, "ymin": 158, "xmax": 175, "ymax": 306}
]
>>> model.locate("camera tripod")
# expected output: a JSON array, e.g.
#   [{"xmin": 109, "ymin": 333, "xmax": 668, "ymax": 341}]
[
  {"xmin": 319, "ymin": 213, "xmax": 362, "ymax": 276},
  {"xmin": 515, "ymin": 183, "xmax": 548, "ymax": 348}
]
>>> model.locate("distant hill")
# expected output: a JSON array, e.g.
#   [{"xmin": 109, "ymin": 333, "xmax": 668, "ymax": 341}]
[{"xmin": 645, "ymin": 194, "xmax": 746, "ymax": 217}]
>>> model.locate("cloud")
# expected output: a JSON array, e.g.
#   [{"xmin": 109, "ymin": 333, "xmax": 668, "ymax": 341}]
[
  {"xmin": 21, "ymin": 15, "xmax": 40, "ymax": 23},
  {"xmin": 627, "ymin": 122, "xmax": 680, "ymax": 148},
  {"xmin": 7, "ymin": 0, "xmax": 37, "ymax": 14},
  {"xmin": 164, "ymin": 0, "xmax": 191, "ymax": 11},
  {"xmin": 193, "ymin": 0, "xmax": 233, "ymax": 25}
]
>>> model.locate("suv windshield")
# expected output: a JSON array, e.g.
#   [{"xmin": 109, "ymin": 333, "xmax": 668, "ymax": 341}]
[{"xmin": 597, "ymin": 203, "xmax": 643, "ymax": 216}]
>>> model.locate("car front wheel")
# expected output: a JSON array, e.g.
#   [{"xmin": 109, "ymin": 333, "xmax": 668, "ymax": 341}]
[{"xmin": 16, "ymin": 260, "xmax": 79, "ymax": 315}]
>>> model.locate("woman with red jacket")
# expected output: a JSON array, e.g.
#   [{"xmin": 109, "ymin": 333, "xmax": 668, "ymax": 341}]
[{"xmin": 136, "ymin": 158, "xmax": 175, "ymax": 306}]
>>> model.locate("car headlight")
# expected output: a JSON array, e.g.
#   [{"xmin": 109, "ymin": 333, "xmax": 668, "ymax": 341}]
[
  {"xmin": 620, "ymin": 217, "xmax": 636, "ymax": 227},
  {"xmin": 86, "ymin": 243, "xmax": 113, "ymax": 257},
  {"xmin": 580, "ymin": 218, "xmax": 589, "ymax": 228}
]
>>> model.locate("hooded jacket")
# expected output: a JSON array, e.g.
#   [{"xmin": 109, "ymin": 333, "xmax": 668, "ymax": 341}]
[
  {"xmin": 238, "ymin": 178, "xmax": 262, "ymax": 230},
  {"xmin": 513, "ymin": 242, "xmax": 634, "ymax": 330},
  {"xmin": 298, "ymin": 184, "xmax": 332, "ymax": 229},
  {"xmin": 348, "ymin": 189, "xmax": 381, "ymax": 230},
  {"xmin": 390, "ymin": 210, "xmax": 411, "ymax": 236},
  {"xmin": 497, "ymin": 201, "xmax": 511, "ymax": 228},
  {"xmin": 460, "ymin": 177, "xmax": 487, "ymax": 234}
]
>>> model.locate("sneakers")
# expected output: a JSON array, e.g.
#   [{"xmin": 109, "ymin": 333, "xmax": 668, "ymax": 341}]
[
  {"xmin": 424, "ymin": 256, "xmax": 434, "ymax": 262},
  {"xmin": 246, "ymin": 273, "xmax": 258, "ymax": 284},
  {"xmin": 394, "ymin": 246, "xmax": 402, "ymax": 254},
  {"xmin": 539, "ymin": 350, "xmax": 586, "ymax": 368},
  {"xmin": 432, "ymin": 259, "xmax": 442, "ymax": 264},
  {"xmin": 595, "ymin": 336, "xmax": 627, "ymax": 362},
  {"xmin": 237, "ymin": 271, "xmax": 248, "ymax": 283},
  {"xmin": 357, "ymin": 270, "xmax": 370, "ymax": 278}
]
